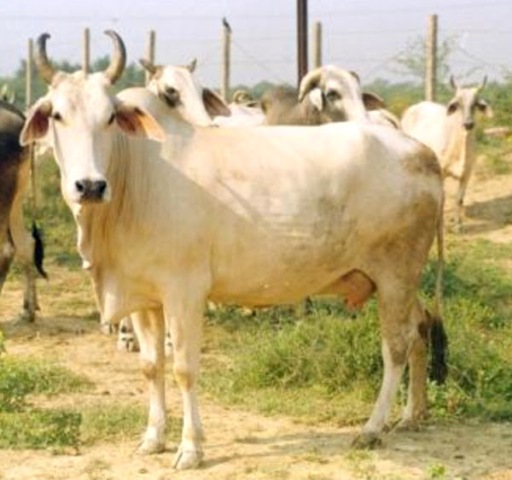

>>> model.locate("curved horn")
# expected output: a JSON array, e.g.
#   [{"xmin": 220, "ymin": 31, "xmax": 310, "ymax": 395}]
[
  {"xmin": 103, "ymin": 30, "xmax": 126, "ymax": 84},
  {"xmin": 34, "ymin": 33, "xmax": 56, "ymax": 84},
  {"xmin": 298, "ymin": 68, "xmax": 323, "ymax": 103},
  {"xmin": 139, "ymin": 58, "xmax": 157, "ymax": 76}
]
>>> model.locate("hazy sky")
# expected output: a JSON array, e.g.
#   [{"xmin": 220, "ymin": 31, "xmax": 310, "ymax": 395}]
[{"xmin": 1, "ymin": 0, "xmax": 510, "ymax": 89}]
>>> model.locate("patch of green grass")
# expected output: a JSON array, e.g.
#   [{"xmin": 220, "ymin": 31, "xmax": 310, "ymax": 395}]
[
  {"xmin": 0, "ymin": 356, "xmax": 92, "ymax": 412},
  {"xmin": 0, "ymin": 355, "xmax": 91, "ymax": 450},
  {"xmin": 0, "ymin": 409, "xmax": 81, "ymax": 451},
  {"xmin": 81, "ymin": 403, "xmax": 182, "ymax": 446}
]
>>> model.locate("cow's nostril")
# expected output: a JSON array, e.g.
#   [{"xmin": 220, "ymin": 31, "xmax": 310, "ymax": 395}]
[
  {"xmin": 96, "ymin": 180, "xmax": 107, "ymax": 196},
  {"xmin": 75, "ymin": 180, "xmax": 86, "ymax": 193}
]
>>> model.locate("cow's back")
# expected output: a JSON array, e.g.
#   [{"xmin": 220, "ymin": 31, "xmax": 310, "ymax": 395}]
[{"xmin": 401, "ymin": 101, "xmax": 448, "ymax": 160}]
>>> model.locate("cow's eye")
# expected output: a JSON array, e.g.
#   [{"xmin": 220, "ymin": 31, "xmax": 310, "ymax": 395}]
[
  {"xmin": 52, "ymin": 112, "xmax": 63, "ymax": 122},
  {"xmin": 107, "ymin": 113, "xmax": 115, "ymax": 125},
  {"xmin": 325, "ymin": 90, "xmax": 341, "ymax": 101}
]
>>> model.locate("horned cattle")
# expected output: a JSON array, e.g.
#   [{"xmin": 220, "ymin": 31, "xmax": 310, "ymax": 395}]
[
  {"xmin": 21, "ymin": 31, "xmax": 446, "ymax": 471},
  {"xmin": 401, "ymin": 76, "xmax": 493, "ymax": 228},
  {"xmin": 262, "ymin": 65, "xmax": 399, "ymax": 127}
]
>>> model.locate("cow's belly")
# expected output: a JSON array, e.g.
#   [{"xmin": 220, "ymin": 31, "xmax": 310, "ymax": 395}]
[{"xmin": 209, "ymin": 228, "xmax": 358, "ymax": 306}]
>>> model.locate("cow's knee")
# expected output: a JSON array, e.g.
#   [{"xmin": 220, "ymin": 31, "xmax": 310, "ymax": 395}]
[{"xmin": 173, "ymin": 365, "xmax": 196, "ymax": 391}]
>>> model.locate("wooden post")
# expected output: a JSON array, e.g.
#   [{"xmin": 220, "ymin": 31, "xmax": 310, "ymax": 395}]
[
  {"xmin": 297, "ymin": 0, "xmax": 308, "ymax": 85},
  {"xmin": 25, "ymin": 39, "xmax": 33, "ymax": 108},
  {"xmin": 82, "ymin": 28, "xmax": 90, "ymax": 74},
  {"xmin": 221, "ymin": 17, "xmax": 231, "ymax": 101},
  {"xmin": 425, "ymin": 14, "xmax": 438, "ymax": 101},
  {"xmin": 145, "ymin": 30, "xmax": 156, "ymax": 85},
  {"xmin": 312, "ymin": 21, "xmax": 322, "ymax": 69},
  {"xmin": 26, "ymin": 38, "xmax": 38, "ymax": 232}
]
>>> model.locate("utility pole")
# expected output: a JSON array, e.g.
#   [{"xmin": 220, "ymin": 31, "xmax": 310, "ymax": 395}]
[{"xmin": 297, "ymin": 0, "xmax": 308, "ymax": 86}]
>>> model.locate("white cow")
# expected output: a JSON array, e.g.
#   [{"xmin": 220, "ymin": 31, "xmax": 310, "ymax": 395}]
[
  {"xmin": 140, "ymin": 58, "xmax": 265, "ymax": 128},
  {"xmin": 21, "ymin": 31, "xmax": 446, "ymax": 470},
  {"xmin": 401, "ymin": 76, "xmax": 493, "ymax": 228}
]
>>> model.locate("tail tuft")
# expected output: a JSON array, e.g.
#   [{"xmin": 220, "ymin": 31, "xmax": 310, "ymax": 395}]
[
  {"xmin": 429, "ymin": 314, "xmax": 448, "ymax": 384},
  {"xmin": 32, "ymin": 222, "xmax": 48, "ymax": 280}
]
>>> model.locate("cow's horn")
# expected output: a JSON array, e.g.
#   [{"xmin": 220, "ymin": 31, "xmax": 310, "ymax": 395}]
[
  {"xmin": 34, "ymin": 33, "xmax": 56, "ymax": 84},
  {"xmin": 478, "ymin": 75, "xmax": 488, "ymax": 91},
  {"xmin": 298, "ymin": 68, "xmax": 323, "ymax": 103},
  {"xmin": 187, "ymin": 58, "xmax": 197, "ymax": 72},
  {"xmin": 139, "ymin": 58, "xmax": 157, "ymax": 76},
  {"xmin": 103, "ymin": 30, "xmax": 126, "ymax": 84}
]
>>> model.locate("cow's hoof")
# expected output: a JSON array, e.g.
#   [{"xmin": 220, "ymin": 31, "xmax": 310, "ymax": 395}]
[
  {"xmin": 395, "ymin": 418, "xmax": 422, "ymax": 432},
  {"xmin": 136, "ymin": 438, "xmax": 165, "ymax": 455},
  {"xmin": 16, "ymin": 310, "xmax": 36, "ymax": 324},
  {"xmin": 173, "ymin": 446, "xmax": 203, "ymax": 470},
  {"xmin": 351, "ymin": 432, "xmax": 383, "ymax": 450}
]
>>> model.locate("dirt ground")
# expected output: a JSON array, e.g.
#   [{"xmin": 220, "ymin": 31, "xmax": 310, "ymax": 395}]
[{"xmin": 1, "ymin": 159, "xmax": 512, "ymax": 479}]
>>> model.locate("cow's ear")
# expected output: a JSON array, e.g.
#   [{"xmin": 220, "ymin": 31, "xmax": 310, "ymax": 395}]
[
  {"xmin": 20, "ymin": 100, "xmax": 52, "ymax": 146},
  {"xmin": 115, "ymin": 103, "xmax": 165, "ymax": 142},
  {"xmin": 476, "ymin": 99, "xmax": 493, "ymax": 118},
  {"xmin": 202, "ymin": 88, "xmax": 231, "ymax": 117},
  {"xmin": 362, "ymin": 92, "xmax": 386, "ymax": 111}
]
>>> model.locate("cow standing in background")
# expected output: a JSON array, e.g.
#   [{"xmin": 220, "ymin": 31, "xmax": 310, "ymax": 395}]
[
  {"xmin": 401, "ymin": 76, "xmax": 493, "ymax": 229},
  {"xmin": 0, "ymin": 100, "xmax": 46, "ymax": 322}
]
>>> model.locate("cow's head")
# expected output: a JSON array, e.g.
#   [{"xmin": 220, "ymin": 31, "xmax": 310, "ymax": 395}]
[
  {"xmin": 446, "ymin": 76, "xmax": 493, "ymax": 130},
  {"xmin": 298, "ymin": 65, "xmax": 386, "ymax": 122},
  {"xmin": 140, "ymin": 59, "xmax": 231, "ymax": 126},
  {"xmin": 20, "ymin": 31, "xmax": 164, "ymax": 206}
]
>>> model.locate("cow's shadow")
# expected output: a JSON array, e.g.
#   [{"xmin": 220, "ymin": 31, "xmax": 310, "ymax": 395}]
[{"xmin": 456, "ymin": 194, "xmax": 512, "ymax": 236}]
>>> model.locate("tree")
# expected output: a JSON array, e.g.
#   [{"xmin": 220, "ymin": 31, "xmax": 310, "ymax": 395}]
[{"xmin": 392, "ymin": 35, "xmax": 458, "ymax": 88}]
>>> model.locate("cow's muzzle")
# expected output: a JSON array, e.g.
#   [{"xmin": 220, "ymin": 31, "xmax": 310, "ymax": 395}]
[{"xmin": 75, "ymin": 179, "xmax": 108, "ymax": 202}]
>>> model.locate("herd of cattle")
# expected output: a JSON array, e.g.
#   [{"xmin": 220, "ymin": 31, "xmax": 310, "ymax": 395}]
[{"xmin": 0, "ymin": 30, "xmax": 494, "ymax": 469}]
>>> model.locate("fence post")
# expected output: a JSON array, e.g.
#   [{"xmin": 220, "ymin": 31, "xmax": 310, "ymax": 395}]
[
  {"xmin": 82, "ymin": 28, "xmax": 90, "ymax": 74},
  {"xmin": 312, "ymin": 21, "xmax": 322, "ymax": 69},
  {"xmin": 425, "ymin": 14, "xmax": 438, "ymax": 101},
  {"xmin": 145, "ymin": 30, "xmax": 156, "ymax": 85},
  {"xmin": 25, "ymin": 39, "xmax": 33, "ymax": 109},
  {"xmin": 221, "ymin": 17, "xmax": 231, "ymax": 101}
]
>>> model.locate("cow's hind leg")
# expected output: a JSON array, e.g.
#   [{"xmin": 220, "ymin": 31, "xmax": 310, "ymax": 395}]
[
  {"xmin": 397, "ymin": 297, "xmax": 429, "ymax": 430},
  {"xmin": 131, "ymin": 309, "xmax": 167, "ymax": 455},
  {"xmin": 0, "ymin": 236, "xmax": 15, "ymax": 298},
  {"xmin": 352, "ymin": 282, "xmax": 418, "ymax": 448},
  {"xmin": 9, "ymin": 191, "xmax": 38, "ymax": 322}
]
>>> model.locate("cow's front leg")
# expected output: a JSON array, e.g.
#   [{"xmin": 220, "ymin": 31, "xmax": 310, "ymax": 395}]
[
  {"xmin": 130, "ymin": 309, "xmax": 167, "ymax": 454},
  {"xmin": 165, "ymin": 286, "xmax": 207, "ymax": 470}
]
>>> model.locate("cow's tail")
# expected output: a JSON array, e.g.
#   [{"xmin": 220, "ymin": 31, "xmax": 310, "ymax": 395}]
[
  {"xmin": 32, "ymin": 222, "xmax": 48, "ymax": 279},
  {"xmin": 428, "ymin": 194, "xmax": 448, "ymax": 384}
]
